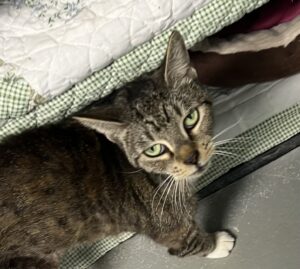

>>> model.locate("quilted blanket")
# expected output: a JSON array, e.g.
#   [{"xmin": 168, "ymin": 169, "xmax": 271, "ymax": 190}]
[
  {"xmin": 1, "ymin": 0, "xmax": 214, "ymax": 98},
  {"xmin": 0, "ymin": 0, "xmax": 211, "ymax": 107},
  {"xmin": 0, "ymin": 0, "xmax": 268, "ymax": 130}
]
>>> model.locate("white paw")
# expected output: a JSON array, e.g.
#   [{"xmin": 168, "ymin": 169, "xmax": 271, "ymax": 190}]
[{"xmin": 206, "ymin": 231, "xmax": 235, "ymax": 259}]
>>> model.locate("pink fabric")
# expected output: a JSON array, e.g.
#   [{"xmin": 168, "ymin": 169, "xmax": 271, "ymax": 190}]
[{"xmin": 216, "ymin": 0, "xmax": 300, "ymax": 37}]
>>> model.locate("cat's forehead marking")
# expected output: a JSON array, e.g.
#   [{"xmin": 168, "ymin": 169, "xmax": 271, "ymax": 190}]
[{"xmin": 161, "ymin": 104, "xmax": 171, "ymax": 123}]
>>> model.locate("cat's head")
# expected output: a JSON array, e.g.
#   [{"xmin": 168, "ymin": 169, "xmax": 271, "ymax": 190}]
[{"xmin": 75, "ymin": 31, "xmax": 214, "ymax": 182}]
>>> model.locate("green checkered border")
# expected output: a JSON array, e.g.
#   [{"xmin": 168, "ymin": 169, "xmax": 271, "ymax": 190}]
[
  {"xmin": 196, "ymin": 103, "xmax": 300, "ymax": 190},
  {"xmin": 0, "ymin": 0, "xmax": 269, "ymax": 137},
  {"xmin": 60, "ymin": 103, "xmax": 300, "ymax": 269},
  {"xmin": 0, "ymin": 80, "xmax": 32, "ymax": 119},
  {"xmin": 61, "ymin": 232, "xmax": 134, "ymax": 269}
]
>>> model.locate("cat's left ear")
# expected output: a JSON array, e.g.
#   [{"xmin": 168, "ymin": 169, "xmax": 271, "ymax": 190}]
[
  {"xmin": 164, "ymin": 31, "xmax": 197, "ymax": 86},
  {"xmin": 73, "ymin": 116, "xmax": 127, "ymax": 144}
]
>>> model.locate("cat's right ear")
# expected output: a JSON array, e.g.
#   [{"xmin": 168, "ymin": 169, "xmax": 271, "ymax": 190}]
[
  {"xmin": 164, "ymin": 31, "xmax": 197, "ymax": 86},
  {"xmin": 73, "ymin": 116, "xmax": 127, "ymax": 144}
]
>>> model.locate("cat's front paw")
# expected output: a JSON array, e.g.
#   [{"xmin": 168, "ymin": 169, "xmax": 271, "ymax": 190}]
[{"xmin": 206, "ymin": 231, "xmax": 235, "ymax": 259}]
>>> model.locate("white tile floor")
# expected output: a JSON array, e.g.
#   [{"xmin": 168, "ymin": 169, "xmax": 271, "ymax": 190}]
[{"xmin": 91, "ymin": 148, "xmax": 300, "ymax": 269}]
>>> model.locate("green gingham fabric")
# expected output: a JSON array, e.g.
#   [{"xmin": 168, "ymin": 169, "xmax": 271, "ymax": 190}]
[
  {"xmin": 195, "ymin": 103, "xmax": 300, "ymax": 190},
  {"xmin": 0, "ymin": 80, "xmax": 33, "ymax": 119},
  {"xmin": 0, "ymin": 0, "xmax": 269, "ymax": 137},
  {"xmin": 61, "ymin": 233, "xmax": 134, "ymax": 269}
]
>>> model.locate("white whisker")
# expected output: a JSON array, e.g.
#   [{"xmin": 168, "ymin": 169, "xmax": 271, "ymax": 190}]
[
  {"xmin": 174, "ymin": 180, "xmax": 179, "ymax": 214},
  {"xmin": 212, "ymin": 119, "xmax": 242, "ymax": 141},
  {"xmin": 214, "ymin": 153, "xmax": 237, "ymax": 159},
  {"xmin": 155, "ymin": 176, "xmax": 173, "ymax": 212},
  {"xmin": 120, "ymin": 168, "xmax": 143, "ymax": 174},
  {"xmin": 216, "ymin": 146, "xmax": 246, "ymax": 150},
  {"xmin": 151, "ymin": 175, "xmax": 171, "ymax": 212},
  {"xmin": 181, "ymin": 180, "xmax": 189, "ymax": 214},
  {"xmin": 178, "ymin": 180, "xmax": 182, "ymax": 214},
  {"xmin": 185, "ymin": 178, "xmax": 192, "ymax": 194},
  {"xmin": 214, "ymin": 137, "xmax": 252, "ymax": 145},
  {"xmin": 171, "ymin": 179, "xmax": 177, "ymax": 213},
  {"xmin": 213, "ymin": 151, "xmax": 242, "ymax": 159},
  {"xmin": 214, "ymin": 150, "xmax": 241, "ymax": 157},
  {"xmin": 160, "ymin": 179, "xmax": 175, "ymax": 222},
  {"xmin": 178, "ymin": 180, "xmax": 185, "ymax": 214}
]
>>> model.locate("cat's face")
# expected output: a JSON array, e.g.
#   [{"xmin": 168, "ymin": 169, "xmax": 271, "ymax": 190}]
[
  {"xmin": 121, "ymin": 80, "xmax": 214, "ymax": 181},
  {"xmin": 76, "ymin": 31, "xmax": 214, "ymax": 181}
]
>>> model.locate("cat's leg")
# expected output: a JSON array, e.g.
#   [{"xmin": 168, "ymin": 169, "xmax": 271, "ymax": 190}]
[
  {"xmin": 0, "ymin": 252, "xmax": 58, "ymax": 269},
  {"xmin": 152, "ymin": 221, "xmax": 235, "ymax": 259},
  {"xmin": 8, "ymin": 257, "xmax": 57, "ymax": 269}
]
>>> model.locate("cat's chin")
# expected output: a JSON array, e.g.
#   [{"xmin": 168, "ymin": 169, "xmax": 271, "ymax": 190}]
[
  {"xmin": 185, "ymin": 172, "xmax": 205, "ymax": 183},
  {"xmin": 172, "ymin": 171, "xmax": 204, "ymax": 184},
  {"xmin": 185, "ymin": 162, "xmax": 211, "ymax": 182}
]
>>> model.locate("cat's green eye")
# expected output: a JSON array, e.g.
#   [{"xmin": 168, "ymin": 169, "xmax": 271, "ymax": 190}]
[
  {"xmin": 144, "ymin": 144, "xmax": 166, "ymax": 157},
  {"xmin": 184, "ymin": 109, "xmax": 199, "ymax": 129}
]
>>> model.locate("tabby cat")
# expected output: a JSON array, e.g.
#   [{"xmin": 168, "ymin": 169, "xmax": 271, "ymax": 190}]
[{"xmin": 0, "ymin": 31, "xmax": 235, "ymax": 269}]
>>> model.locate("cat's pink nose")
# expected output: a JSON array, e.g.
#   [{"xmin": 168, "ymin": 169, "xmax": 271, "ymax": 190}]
[{"xmin": 184, "ymin": 150, "xmax": 199, "ymax": 165}]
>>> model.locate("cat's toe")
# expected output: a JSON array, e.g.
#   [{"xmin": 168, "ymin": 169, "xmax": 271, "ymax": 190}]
[{"xmin": 206, "ymin": 231, "xmax": 235, "ymax": 259}]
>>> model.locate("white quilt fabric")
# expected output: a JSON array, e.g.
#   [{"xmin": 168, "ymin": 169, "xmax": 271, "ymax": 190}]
[{"xmin": 0, "ymin": 0, "xmax": 211, "ymax": 98}]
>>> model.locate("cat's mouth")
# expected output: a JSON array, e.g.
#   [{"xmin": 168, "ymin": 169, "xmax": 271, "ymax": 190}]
[
  {"xmin": 196, "ymin": 163, "xmax": 208, "ymax": 173},
  {"xmin": 182, "ymin": 162, "xmax": 210, "ymax": 181}
]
